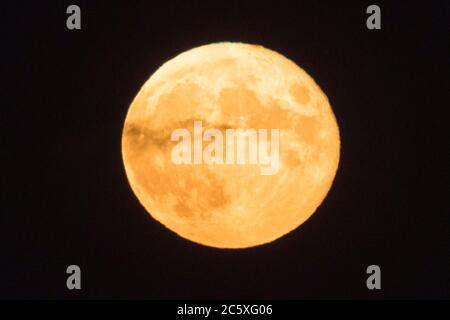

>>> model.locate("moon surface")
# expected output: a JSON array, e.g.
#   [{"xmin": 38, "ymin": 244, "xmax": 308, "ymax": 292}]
[{"xmin": 122, "ymin": 42, "xmax": 340, "ymax": 248}]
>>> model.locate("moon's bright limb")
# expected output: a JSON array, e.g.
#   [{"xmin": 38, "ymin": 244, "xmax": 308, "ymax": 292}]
[{"xmin": 122, "ymin": 42, "xmax": 340, "ymax": 248}]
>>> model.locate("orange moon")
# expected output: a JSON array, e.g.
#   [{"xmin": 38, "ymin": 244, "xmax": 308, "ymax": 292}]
[{"xmin": 122, "ymin": 42, "xmax": 340, "ymax": 248}]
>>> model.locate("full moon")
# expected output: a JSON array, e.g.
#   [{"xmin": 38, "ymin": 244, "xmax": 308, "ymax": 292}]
[{"xmin": 122, "ymin": 42, "xmax": 340, "ymax": 248}]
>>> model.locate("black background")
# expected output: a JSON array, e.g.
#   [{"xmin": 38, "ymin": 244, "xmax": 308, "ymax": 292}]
[{"xmin": 1, "ymin": 1, "xmax": 449, "ymax": 299}]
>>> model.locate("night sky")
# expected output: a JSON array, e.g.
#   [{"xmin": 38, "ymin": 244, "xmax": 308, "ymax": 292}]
[{"xmin": 2, "ymin": 1, "xmax": 448, "ymax": 299}]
